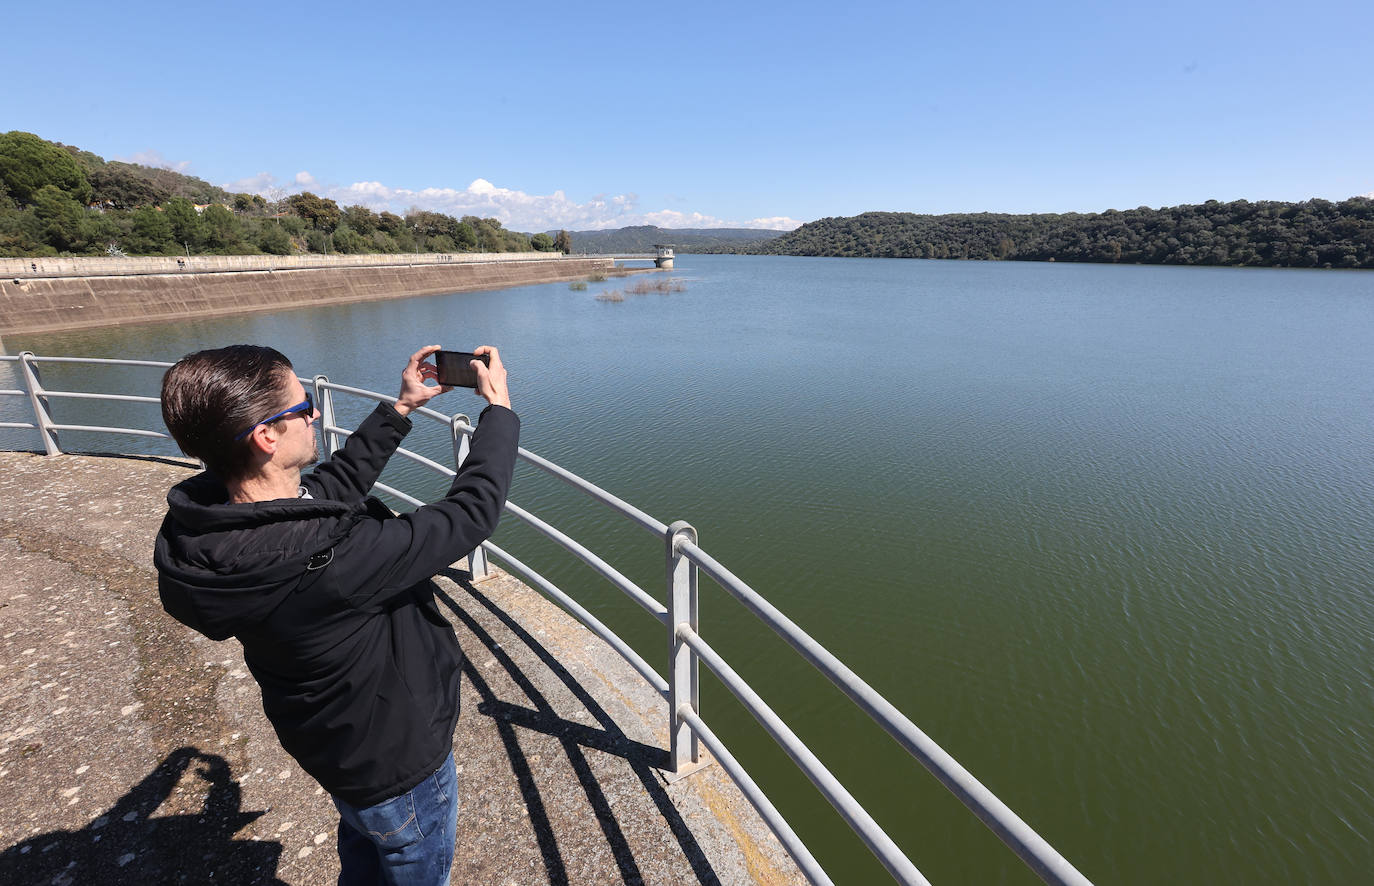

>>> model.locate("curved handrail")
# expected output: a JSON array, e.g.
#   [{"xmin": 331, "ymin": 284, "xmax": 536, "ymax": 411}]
[
  {"xmin": 0, "ymin": 352, "xmax": 1094, "ymax": 886},
  {"xmin": 676, "ymin": 540, "xmax": 1093, "ymax": 886}
]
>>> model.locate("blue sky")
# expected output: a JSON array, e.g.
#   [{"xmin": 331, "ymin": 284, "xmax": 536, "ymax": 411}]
[{"xmin": 4, "ymin": 0, "xmax": 1370, "ymax": 231}]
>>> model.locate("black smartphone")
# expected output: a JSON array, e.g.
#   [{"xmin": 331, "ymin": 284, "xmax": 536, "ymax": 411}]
[{"xmin": 434, "ymin": 350, "xmax": 489, "ymax": 388}]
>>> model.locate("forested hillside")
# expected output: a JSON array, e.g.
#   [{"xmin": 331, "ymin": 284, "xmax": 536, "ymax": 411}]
[
  {"xmin": 0, "ymin": 131, "xmax": 563, "ymax": 257},
  {"xmin": 739, "ymin": 199, "xmax": 1374, "ymax": 269}
]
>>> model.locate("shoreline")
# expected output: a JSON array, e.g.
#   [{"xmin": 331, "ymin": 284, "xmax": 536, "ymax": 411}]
[{"xmin": 0, "ymin": 254, "xmax": 657, "ymax": 336}]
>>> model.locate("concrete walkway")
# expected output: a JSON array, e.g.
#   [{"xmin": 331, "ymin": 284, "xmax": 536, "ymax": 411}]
[{"xmin": 0, "ymin": 451, "xmax": 803, "ymax": 885}]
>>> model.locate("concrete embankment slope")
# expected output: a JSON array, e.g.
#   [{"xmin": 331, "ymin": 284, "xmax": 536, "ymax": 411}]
[
  {"xmin": 0, "ymin": 254, "xmax": 616, "ymax": 335},
  {"xmin": 0, "ymin": 451, "xmax": 803, "ymax": 885}
]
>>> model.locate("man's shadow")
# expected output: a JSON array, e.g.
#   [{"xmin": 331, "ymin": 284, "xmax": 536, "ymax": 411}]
[
  {"xmin": 0, "ymin": 747, "xmax": 284, "ymax": 885},
  {"xmin": 437, "ymin": 570, "xmax": 720, "ymax": 886}
]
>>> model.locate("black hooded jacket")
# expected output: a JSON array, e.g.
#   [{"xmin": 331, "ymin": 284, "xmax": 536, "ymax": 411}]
[{"xmin": 154, "ymin": 401, "xmax": 519, "ymax": 807}]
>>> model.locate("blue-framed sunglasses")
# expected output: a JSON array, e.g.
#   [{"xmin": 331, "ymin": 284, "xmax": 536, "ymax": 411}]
[{"xmin": 233, "ymin": 391, "xmax": 315, "ymax": 441}]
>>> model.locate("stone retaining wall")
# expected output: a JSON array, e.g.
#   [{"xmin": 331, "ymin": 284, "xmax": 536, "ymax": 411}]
[
  {"xmin": 0, "ymin": 251, "xmax": 582, "ymax": 279},
  {"xmin": 0, "ymin": 256, "xmax": 614, "ymax": 335}
]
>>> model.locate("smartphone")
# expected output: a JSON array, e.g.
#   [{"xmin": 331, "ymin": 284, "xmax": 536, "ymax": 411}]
[{"xmin": 434, "ymin": 350, "xmax": 489, "ymax": 388}]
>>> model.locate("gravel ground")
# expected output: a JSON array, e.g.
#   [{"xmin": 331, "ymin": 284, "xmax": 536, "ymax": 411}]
[{"xmin": 0, "ymin": 451, "xmax": 803, "ymax": 885}]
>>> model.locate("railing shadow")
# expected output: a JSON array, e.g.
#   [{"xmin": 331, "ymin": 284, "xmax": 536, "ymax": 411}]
[
  {"xmin": 0, "ymin": 747, "xmax": 284, "ymax": 885},
  {"xmin": 27, "ymin": 449, "xmax": 196, "ymax": 469},
  {"xmin": 436, "ymin": 569, "xmax": 721, "ymax": 886}
]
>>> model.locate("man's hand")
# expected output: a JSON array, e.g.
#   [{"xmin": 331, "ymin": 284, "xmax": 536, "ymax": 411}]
[
  {"xmin": 472, "ymin": 346, "xmax": 511, "ymax": 410},
  {"xmin": 393, "ymin": 345, "xmax": 450, "ymax": 417}
]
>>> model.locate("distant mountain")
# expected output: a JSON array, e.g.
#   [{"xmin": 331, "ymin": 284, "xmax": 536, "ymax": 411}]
[{"xmin": 562, "ymin": 225, "xmax": 786, "ymax": 254}]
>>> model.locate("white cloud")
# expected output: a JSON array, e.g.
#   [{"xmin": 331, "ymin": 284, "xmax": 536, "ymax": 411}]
[
  {"xmin": 222, "ymin": 172, "xmax": 278, "ymax": 193},
  {"xmin": 638, "ymin": 209, "xmax": 727, "ymax": 228},
  {"xmin": 336, "ymin": 181, "xmax": 393, "ymax": 202},
  {"xmin": 629, "ymin": 210, "xmax": 801, "ymax": 231},
  {"xmin": 746, "ymin": 216, "xmax": 804, "ymax": 231},
  {"xmin": 219, "ymin": 171, "xmax": 799, "ymax": 232},
  {"xmin": 119, "ymin": 150, "xmax": 191, "ymax": 172}
]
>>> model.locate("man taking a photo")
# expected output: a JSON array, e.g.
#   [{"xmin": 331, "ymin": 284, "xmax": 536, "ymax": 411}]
[{"xmin": 154, "ymin": 344, "xmax": 517, "ymax": 885}]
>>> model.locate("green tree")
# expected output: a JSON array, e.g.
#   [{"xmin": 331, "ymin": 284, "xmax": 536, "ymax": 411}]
[
  {"xmin": 343, "ymin": 204, "xmax": 379, "ymax": 235},
  {"xmin": 370, "ymin": 231, "xmax": 400, "ymax": 253},
  {"xmin": 88, "ymin": 162, "xmax": 171, "ymax": 209},
  {"xmin": 287, "ymin": 192, "xmax": 342, "ymax": 231},
  {"xmin": 233, "ymin": 192, "xmax": 267, "ymax": 214},
  {"xmin": 465, "ymin": 216, "xmax": 505, "ymax": 252},
  {"xmin": 0, "ymin": 204, "xmax": 45, "ymax": 255},
  {"xmin": 129, "ymin": 206, "xmax": 174, "ymax": 253},
  {"xmin": 88, "ymin": 210, "xmax": 130, "ymax": 254},
  {"xmin": 5, "ymin": 207, "xmax": 50, "ymax": 255},
  {"xmin": 453, "ymin": 221, "xmax": 477, "ymax": 250},
  {"xmin": 32, "ymin": 185, "xmax": 89, "ymax": 252},
  {"xmin": 497, "ymin": 227, "xmax": 534, "ymax": 252},
  {"xmin": 202, "ymin": 204, "xmax": 243, "ymax": 250},
  {"xmin": 406, "ymin": 210, "xmax": 453, "ymax": 239},
  {"xmin": 159, "ymin": 171, "xmax": 229, "ymax": 205},
  {"xmin": 531, "ymin": 232, "xmax": 555, "ymax": 251},
  {"xmin": 377, "ymin": 211, "xmax": 405, "ymax": 236},
  {"xmin": 0, "ymin": 131, "xmax": 94, "ymax": 205},
  {"xmin": 165, "ymin": 197, "xmax": 204, "ymax": 251},
  {"xmin": 554, "ymin": 229, "xmax": 572, "ymax": 253},
  {"xmin": 257, "ymin": 223, "xmax": 293, "ymax": 255},
  {"xmin": 330, "ymin": 224, "xmax": 368, "ymax": 253},
  {"xmin": 59, "ymin": 144, "xmax": 105, "ymax": 175}
]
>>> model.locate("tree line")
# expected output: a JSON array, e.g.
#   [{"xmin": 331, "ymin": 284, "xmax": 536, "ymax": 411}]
[
  {"xmin": 715, "ymin": 199, "xmax": 1374, "ymax": 269},
  {"xmin": 0, "ymin": 131, "xmax": 572, "ymax": 258}
]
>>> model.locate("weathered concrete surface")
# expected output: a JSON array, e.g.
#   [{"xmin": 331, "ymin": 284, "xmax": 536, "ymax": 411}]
[
  {"xmin": 0, "ymin": 257, "xmax": 625, "ymax": 336},
  {"xmin": 0, "ymin": 252, "xmax": 588, "ymax": 279},
  {"xmin": 0, "ymin": 451, "xmax": 803, "ymax": 885}
]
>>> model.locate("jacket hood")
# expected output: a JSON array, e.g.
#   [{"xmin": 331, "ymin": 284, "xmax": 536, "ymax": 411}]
[{"xmin": 154, "ymin": 472, "xmax": 359, "ymax": 640}]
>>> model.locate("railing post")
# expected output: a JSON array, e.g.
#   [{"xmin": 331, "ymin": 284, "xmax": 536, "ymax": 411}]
[
  {"xmin": 19, "ymin": 352, "xmax": 60, "ymax": 455},
  {"xmin": 451, "ymin": 414, "xmax": 490, "ymax": 581},
  {"xmin": 314, "ymin": 376, "xmax": 339, "ymax": 455},
  {"xmin": 666, "ymin": 520, "xmax": 700, "ymax": 773}
]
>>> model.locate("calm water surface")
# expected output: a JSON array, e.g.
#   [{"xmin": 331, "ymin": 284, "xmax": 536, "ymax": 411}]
[{"xmin": 5, "ymin": 255, "xmax": 1373, "ymax": 884}]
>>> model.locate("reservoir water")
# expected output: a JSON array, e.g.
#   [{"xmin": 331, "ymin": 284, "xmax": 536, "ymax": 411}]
[{"xmin": 4, "ymin": 255, "xmax": 1373, "ymax": 883}]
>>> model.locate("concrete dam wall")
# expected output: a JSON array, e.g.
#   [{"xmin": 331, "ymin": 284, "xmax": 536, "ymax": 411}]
[{"xmin": 0, "ymin": 254, "xmax": 615, "ymax": 336}]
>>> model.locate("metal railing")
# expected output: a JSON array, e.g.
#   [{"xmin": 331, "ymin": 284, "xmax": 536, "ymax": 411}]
[{"xmin": 0, "ymin": 351, "xmax": 1094, "ymax": 886}]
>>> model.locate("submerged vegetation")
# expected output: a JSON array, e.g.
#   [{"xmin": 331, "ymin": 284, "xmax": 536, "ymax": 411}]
[
  {"xmin": 593, "ymin": 276, "xmax": 686, "ymax": 303},
  {"xmin": 725, "ymin": 199, "xmax": 1374, "ymax": 269},
  {"xmin": 0, "ymin": 131, "xmax": 571, "ymax": 258},
  {"xmin": 625, "ymin": 278, "xmax": 687, "ymax": 294}
]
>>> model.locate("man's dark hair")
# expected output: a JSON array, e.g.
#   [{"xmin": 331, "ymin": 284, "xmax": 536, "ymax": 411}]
[{"xmin": 161, "ymin": 345, "xmax": 295, "ymax": 482}]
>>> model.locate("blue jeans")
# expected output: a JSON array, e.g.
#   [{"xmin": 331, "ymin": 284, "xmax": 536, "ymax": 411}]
[{"xmin": 332, "ymin": 753, "xmax": 458, "ymax": 886}]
